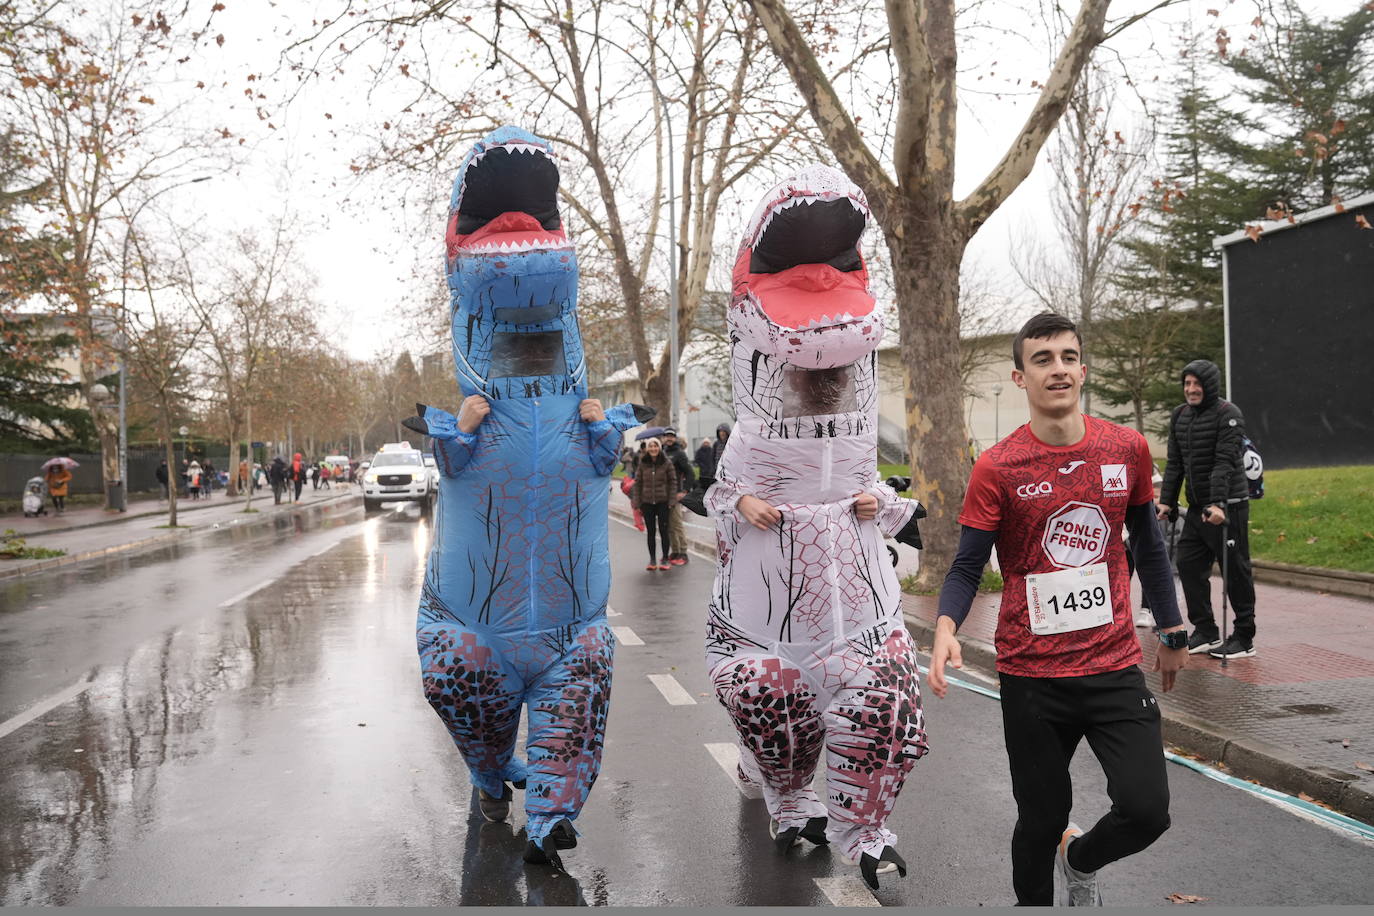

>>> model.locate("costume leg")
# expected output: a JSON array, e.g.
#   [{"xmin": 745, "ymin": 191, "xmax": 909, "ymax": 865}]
[
  {"xmin": 822, "ymin": 627, "xmax": 929, "ymax": 860},
  {"xmin": 418, "ymin": 622, "xmax": 527, "ymax": 797},
  {"xmin": 523, "ymin": 619, "xmax": 615, "ymax": 842},
  {"xmin": 712, "ymin": 654, "xmax": 827, "ymax": 828}
]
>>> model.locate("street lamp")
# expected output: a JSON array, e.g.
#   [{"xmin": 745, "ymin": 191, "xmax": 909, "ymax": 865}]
[
  {"xmin": 991, "ymin": 383, "xmax": 1003, "ymax": 442},
  {"xmin": 117, "ymin": 175, "xmax": 214, "ymax": 511}
]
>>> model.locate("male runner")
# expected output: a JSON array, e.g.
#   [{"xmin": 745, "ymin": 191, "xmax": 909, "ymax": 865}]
[{"xmin": 929, "ymin": 312, "xmax": 1188, "ymax": 906}]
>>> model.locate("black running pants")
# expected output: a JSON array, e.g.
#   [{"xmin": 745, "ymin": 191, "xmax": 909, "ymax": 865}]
[
  {"xmin": 1175, "ymin": 503, "xmax": 1256, "ymax": 641},
  {"xmin": 641, "ymin": 501, "xmax": 670, "ymax": 563},
  {"xmin": 999, "ymin": 667, "xmax": 1171, "ymax": 905}
]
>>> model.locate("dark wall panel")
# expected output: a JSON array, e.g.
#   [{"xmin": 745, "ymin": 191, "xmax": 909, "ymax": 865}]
[{"xmin": 1224, "ymin": 201, "xmax": 1374, "ymax": 469}]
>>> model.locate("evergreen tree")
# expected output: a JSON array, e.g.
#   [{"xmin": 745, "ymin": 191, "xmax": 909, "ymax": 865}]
[
  {"xmin": 1225, "ymin": 2, "xmax": 1374, "ymax": 213},
  {"xmin": 0, "ymin": 312, "xmax": 98, "ymax": 450}
]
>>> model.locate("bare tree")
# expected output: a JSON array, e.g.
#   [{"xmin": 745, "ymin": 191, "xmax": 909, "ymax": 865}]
[
  {"xmin": 747, "ymin": 0, "xmax": 1180, "ymax": 583},
  {"xmin": 1012, "ymin": 64, "xmax": 1152, "ymax": 415},
  {"xmin": 121, "ymin": 232, "xmax": 204, "ymax": 528},
  {"xmin": 179, "ymin": 217, "xmax": 310, "ymax": 508},
  {"xmin": 4, "ymin": 1, "xmax": 221, "ymax": 504},
  {"xmin": 277, "ymin": 0, "xmax": 851, "ymax": 420}
]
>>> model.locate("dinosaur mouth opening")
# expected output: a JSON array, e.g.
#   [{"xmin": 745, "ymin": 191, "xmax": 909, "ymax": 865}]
[
  {"xmin": 747, "ymin": 194, "xmax": 873, "ymax": 331},
  {"xmin": 452, "ymin": 142, "xmax": 566, "ymax": 252}
]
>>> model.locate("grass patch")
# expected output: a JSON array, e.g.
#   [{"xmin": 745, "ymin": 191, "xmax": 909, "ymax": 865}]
[
  {"xmin": 241, "ymin": 508, "xmax": 261, "ymax": 514},
  {"xmin": 1244, "ymin": 466, "xmax": 1374, "ymax": 573},
  {"xmin": 154, "ymin": 523, "xmax": 192, "ymax": 529},
  {"xmin": 902, "ymin": 567, "xmax": 1003, "ymax": 595},
  {"xmin": 0, "ymin": 529, "xmax": 66, "ymax": 560}
]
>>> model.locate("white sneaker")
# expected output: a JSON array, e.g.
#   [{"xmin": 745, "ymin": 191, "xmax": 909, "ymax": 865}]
[
  {"xmin": 1056, "ymin": 823, "xmax": 1102, "ymax": 906},
  {"xmin": 1135, "ymin": 610, "xmax": 1154, "ymax": 627}
]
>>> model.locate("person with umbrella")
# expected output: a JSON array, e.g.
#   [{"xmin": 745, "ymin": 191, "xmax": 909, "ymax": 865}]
[{"xmin": 42, "ymin": 456, "xmax": 76, "ymax": 514}]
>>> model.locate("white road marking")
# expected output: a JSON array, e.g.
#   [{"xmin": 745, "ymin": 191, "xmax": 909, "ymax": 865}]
[
  {"xmin": 606, "ymin": 605, "xmax": 622, "ymax": 617},
  {"xmin": 0, "ymin": 677, "xmax": 94, "ymax": 741},
  {"xmin": 612, "ymin": 626, "xmax": 643, "ymax": 646},
  {"xmin": 813, "ymin": 876, "xmax": 881, "ymax": 907},
  {"xmin": 704, "ymin": 742, "xmax": 763, "ymax": 799},
  {"xmin": 219, "ymin": 578, "xmax": 276, "ymax": 608},
  {"xmin": 647, "ymin": 673, "xmax": 696, "ymax": 706}
]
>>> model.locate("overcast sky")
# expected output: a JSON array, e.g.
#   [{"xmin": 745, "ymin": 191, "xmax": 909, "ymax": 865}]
[{"xmin": 138, "ymin": 0, "xmax": 1357, "ymax": 361}]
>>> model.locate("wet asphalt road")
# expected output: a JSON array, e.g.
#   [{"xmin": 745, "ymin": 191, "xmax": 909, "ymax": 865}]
[{"xmin": 0, "ymin": 498, "xmax": 1371, "ymax": 906}]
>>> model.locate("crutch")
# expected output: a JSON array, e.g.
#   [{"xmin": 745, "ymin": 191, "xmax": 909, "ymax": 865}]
[{"xmin": 1208, "ymin": 507, "xmax": 1236, "ymax": 670}]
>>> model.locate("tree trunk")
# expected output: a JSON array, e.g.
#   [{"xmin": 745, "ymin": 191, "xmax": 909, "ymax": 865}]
[
  {"xmin": 161, "ymin": 410, "xmax": 179, "ymax": 528},
  {"xmin": 224, "ymin": 424, "xmax": 239, "ymax": 497},
  {"xmin": 243, "ymin": 404, "xmax": 254, "ymax": 512},
  {"xmin": 80, "ymin": 361, "xmax": 120, "ymax": 508},
  {"xmin": 887, "ymin": 214, "xmax": 970, "ymax": 588}
]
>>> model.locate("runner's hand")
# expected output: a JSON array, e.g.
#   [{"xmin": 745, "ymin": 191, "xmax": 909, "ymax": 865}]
[
  {"xmin": 928, "ymin": 617, "xmax": 962, "ymax": 699},
  {"xmin": 457, "ymin": 395, "xmax": 490, "ymax": 433},
  {"xmin": 737, "ymin": 494, "xmax": 781, "ymax": 530},
  {"xmin": 1153, "ymin": 641, "xmax": 1187, "ymax": 692},
  {"xmin": 852, "ymin": 491, "xmax": 879, "ymax": 521}
]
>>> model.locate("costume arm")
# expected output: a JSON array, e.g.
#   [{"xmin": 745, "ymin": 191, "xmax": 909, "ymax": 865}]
[
  {"xmin": 1126, "ymin": 501, "xmax": 1183, "ymax": 628},
  {"xmin": 403, "ymin": 403, "xmax": 476, "ymax": 478},
  {"xmin": 936, "ymin": 525, "xmax": 998, "ymax": 629},
  {"xmin": 866, "ymin": 479, "xmax": 924, "ymax": 547},
  {"xmin": 704, "ymin": 464, "xmax": 747, "ymax": 519},
  {"xmin": 587, "ymin": 403, "xmax": 655, "ymax": 476}
]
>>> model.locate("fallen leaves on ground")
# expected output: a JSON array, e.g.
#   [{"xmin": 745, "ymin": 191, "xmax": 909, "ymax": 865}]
[
  {"xmin": 1355, "ymin": 761, "xmax": 1374, "ymax": 773},
  {"xmin": 1166, "ymin": 892, "xmax": 1209, "ymax": 904}
]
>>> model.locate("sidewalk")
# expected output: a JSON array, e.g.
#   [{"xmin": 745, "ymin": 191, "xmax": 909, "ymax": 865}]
[
  {"xmin": 1, "ymin": 485, "xmax": 361, "ymax": 580},
  {"xmin": 609, "ymin": 499, "xmax": 1374, "ymax": 826}
]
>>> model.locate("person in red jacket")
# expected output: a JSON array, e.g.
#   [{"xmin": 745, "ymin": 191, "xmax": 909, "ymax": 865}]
[{"xmin": 290, "ymin": 453, "xmax": 306, "ymax": 503}]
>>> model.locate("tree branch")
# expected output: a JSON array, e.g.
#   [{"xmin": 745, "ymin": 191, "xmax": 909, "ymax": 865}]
[{"xmin": 956, "ymin": 0, "xmax": 1111, "ymax": 237}]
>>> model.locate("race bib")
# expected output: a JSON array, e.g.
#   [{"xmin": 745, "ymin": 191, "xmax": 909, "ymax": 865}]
[{"xmin": 1026, "ymin": 563, "xmax": 1112, "ymax": 635}]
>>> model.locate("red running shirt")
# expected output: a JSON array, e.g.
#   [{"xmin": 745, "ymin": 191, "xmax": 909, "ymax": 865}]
[{"xmin": 959, "ymin": 415, "xmax": 1155, "ymax": 678}]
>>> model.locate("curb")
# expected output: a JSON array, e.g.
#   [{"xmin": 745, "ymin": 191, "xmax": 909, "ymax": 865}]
[
  {"xmin": 0, "ymin": 492, "xmax": 362, "ymax": 582},
  {"xmin": 897, "ymin": 610, "xmax": 1374, "ymax": 827},
  {"xmin": 1252, "ymin": 559, "xmax": 1374, "ymax": 601},
  {"xmin": 607, "ymin": 500, "xmax": 1374, "ymax": 827},
  {"xmin": 0, "ymin": 490, "xmax": 279, "ymax": 539}
]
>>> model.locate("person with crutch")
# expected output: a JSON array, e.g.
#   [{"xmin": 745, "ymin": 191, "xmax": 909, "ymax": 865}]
[{"xmin": 1157, "ymin": 359, "xmax": 1258, "ymax": 660}]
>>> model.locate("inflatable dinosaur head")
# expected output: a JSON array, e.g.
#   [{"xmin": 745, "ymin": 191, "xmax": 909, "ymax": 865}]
[
  {"xmin": 727, "ymin": 166, "xmax": 884, "ymax": 437},
  {"xmin": 445, "ymin": 125, "xmax": 585, "ymax": 399}
]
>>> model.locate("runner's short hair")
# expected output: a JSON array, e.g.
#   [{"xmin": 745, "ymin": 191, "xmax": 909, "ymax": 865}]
[{"xmin": 1013, "ymin": 312, "xmax": 1080, "ymax": 370}]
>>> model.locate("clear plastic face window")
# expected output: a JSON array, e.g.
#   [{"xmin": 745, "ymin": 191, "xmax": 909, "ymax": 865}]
[
  {"xmin": 490, "ymin": 331, "xmax": 567, "ymax": 378},
  {"xmin": 781, "ymin": 364, "xmax": 857, "ymax": 417}
]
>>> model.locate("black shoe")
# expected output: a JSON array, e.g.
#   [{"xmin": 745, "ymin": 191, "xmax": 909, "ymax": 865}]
[
  {"xmin": 477, "ymin": 782, "xmax": 513, "ymax": 822},
  {"xmin": 843, "ymin": 846, "xmax": 907, "ymax": 890},
  {"xmin": 1209, "ymin": 636, "xmax": 1256, "ymax": 659},
  {"xmin": 523, "ymin": 818, "xmax": 577, "ymax": 869},
  {"xmin": 1186, "ymin": 631, "xmax": 1222, "ymax": 655}
]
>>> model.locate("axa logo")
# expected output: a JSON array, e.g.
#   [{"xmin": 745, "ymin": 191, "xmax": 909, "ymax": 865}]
[
  {"xmin": 1016, "ymin": 481, "xmax": 1055, "ymax": 499},
  {"xmin": 1058, "ymin": 460, "xmax": 1087, "ymax": 475},
  {"xmin": 1101, "ymin": 464, "xmax": 1128, "ymax": 493}
]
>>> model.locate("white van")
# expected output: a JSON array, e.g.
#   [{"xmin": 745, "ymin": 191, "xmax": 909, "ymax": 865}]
[{"xmin": 361, "ymin": 442, "xmax": 430, "ymax": 514}]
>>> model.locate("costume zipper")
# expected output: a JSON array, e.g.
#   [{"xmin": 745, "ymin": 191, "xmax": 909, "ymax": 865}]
[{"xmin": 529, "ymin": 398, "xmax": 541, "ymax": 632}]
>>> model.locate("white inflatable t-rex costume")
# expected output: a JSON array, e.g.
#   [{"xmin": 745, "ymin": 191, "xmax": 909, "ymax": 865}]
[{"xmin": 701, "ymin": 165, "xmax": 928, "ymax": 889}]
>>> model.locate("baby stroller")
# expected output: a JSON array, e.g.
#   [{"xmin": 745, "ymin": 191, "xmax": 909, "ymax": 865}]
[{"xmin": 22, "ymin": 477, "xmax": 48, "ymax": 517}]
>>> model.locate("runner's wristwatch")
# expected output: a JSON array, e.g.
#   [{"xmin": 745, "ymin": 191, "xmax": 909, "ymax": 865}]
[{"xmin": 1155, "ymin": 629, "xmax": 1188, "ymax": 650}]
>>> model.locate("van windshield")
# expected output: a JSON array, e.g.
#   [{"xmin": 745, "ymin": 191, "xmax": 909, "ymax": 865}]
[{"xmin": 373, "ymin": 452, "xmax": 421, "ymax": 467}]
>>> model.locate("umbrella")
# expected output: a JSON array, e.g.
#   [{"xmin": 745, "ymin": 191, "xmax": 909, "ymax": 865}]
[
  {"xmin": 41, "ymin": 457, "xmax": 79, "ymax": 471},
  {"xmin": 634, "ymin": 426, "xmax": 667, "ymax": 441}
]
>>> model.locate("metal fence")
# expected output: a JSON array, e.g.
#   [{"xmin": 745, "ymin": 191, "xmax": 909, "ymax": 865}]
[{"xmin": 0, "ymin": 446, "xmax": 236, "ymax": 498}]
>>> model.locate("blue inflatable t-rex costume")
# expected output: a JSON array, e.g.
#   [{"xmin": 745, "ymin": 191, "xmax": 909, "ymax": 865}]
[{"xmin": 404, "ymin": 126, "xmax": 650, "ymax": 868}]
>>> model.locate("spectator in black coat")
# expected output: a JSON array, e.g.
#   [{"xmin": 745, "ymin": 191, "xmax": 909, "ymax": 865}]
[{"xmin": 1158, "ymin": 358, "xmax": 1257, "ymax": 660}]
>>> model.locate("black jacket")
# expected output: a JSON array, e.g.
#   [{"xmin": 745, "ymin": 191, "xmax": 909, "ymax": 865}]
[
  {"xmin": 268, "ymin": 458, "xmax": 288, "ymax": 485},
  {"xmin": 663, "ymin": 441, "xmax": 695, "ymax": 492},
  {"xmin": 1160, "ymin": 359, "xmax": 1248, "ymax": 509},
  {"xmin": 694, "ymin": 442, "xmax": 715, "ymax": 478}
]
